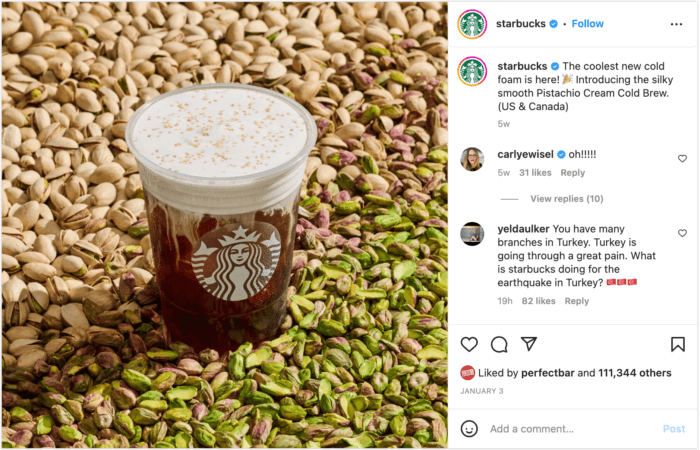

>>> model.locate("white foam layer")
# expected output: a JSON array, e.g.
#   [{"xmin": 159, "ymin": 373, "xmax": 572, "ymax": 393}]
[
  {"xmin": 126, "ymin": 84, "xmax": 316, "ymax": 215},
  {"xmin": 130, "ymin": 87, "xmax": 308, "ymax": 177}
]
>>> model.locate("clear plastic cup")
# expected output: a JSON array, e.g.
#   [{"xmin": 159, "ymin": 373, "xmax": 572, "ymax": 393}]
[{"xmin": 125, "ymin": 84, "xmax": 316, "ymax": 351}]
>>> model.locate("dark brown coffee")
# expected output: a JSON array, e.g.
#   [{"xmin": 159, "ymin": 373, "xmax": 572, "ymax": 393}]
[{"xmin": 146, "ymin": 190, "xmax": 299, "ymax": 352}]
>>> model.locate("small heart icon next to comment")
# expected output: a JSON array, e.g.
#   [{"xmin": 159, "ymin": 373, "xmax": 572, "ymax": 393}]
[
  {"xmin": 461, "ymin": 337, "xmax": 478, "ymax": 352},
  {"xmin": 678, "ymin": 229, "xmax": 687, "ymax": 237},
  {"xmin": 679, "ymin": 155, "xmax": 687, "ymax": 162}
]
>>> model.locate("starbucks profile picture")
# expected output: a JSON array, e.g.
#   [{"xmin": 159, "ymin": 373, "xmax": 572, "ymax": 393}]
[
  {"xmin": 458, "ymin": 57, "xmax": 487, "ymax": 86},
  {"xmin": 458, "ymin": 10, "xmax": 487, "ymax": 39}
]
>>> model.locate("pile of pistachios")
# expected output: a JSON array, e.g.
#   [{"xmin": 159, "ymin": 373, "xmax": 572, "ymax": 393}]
[{"xmin": 2, "ymin": 2, "xmax": 448, "ymax": 448}]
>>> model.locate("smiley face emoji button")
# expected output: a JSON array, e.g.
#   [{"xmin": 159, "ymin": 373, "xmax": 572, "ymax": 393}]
[{"xmin": 461, "ymin": 420, "xmax": 478, "ymax": 438}]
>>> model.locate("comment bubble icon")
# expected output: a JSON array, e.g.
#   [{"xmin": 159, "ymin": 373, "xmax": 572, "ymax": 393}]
[{"xmin": 491, "ymin": 336, "xmax": 508, "ymax": 353}]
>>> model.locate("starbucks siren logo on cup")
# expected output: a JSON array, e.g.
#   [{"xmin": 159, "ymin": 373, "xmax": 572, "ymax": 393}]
[
  {"xmin": 458, "ymin": 10, "xmax": 487, "ymax": 39},
  {"xmin": 192, "ymin": 224, "xmax": 281, "ymax": 301},
  {"xmin": 458, "ymin": 57, "xmax": 487, "ymax": 86}
]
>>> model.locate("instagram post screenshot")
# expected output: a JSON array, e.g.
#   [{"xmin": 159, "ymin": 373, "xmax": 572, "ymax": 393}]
[{"xmin": 0, "ymin": 1, "xmax": 696, "ymax": 449}]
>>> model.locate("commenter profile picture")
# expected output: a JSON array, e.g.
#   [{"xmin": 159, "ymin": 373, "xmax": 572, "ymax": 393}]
[
  {"xmin": 462, "ymin": 147, "xmax": 484, "ymax": 171},
  {"xmin": 458, "ymin": 10, "xmax": 487, "ymax": 39},
  {"xmin": 461, "ymin": 222, "xmax": 484, "ymax": 246},
  {"xmin": 458, "ymin": 57, "xmax": 487, "ymax": 86}
]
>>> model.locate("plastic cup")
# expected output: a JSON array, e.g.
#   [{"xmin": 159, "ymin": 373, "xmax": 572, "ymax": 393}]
[{"xmin": 125, "ymin": 84, "xmax": 316, "ymax": 351}]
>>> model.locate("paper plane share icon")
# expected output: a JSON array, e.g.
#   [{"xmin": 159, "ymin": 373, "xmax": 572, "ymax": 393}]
[{"xmin": 521, "ymin": 337, "xmax": 537, "ymax": 351}]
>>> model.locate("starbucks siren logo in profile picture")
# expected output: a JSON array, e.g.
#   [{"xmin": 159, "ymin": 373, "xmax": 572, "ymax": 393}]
[
  {"xmin": 458, "ymin": 10, "xmax": 487, "ymax": 39},
  {"xmin": 458, "ymin": 57, "xmax": 487, "ymax": 86}
]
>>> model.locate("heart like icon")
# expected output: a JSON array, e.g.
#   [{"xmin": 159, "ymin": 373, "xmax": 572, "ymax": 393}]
[
  {"xmin": 678, "ymin": 229, "xmax": 687, "ymax": 237},
  {"xmin": 461, "ymin": 337, "xmax": 478, "ymax": 352},
  {"xmin": 679, "ymin": 155, "xmax": 687, "ymax": 162}
]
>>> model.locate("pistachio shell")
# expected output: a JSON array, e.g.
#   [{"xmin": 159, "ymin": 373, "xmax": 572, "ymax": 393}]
[
  {"xmin": 75, "ymin": 90, "xmax": 102, "ymax": 113},
  {"xmin": 23, "ymin": 262, "xmax": 57, "ymax": 282},
  {"xmin": 15, "ymin": 251, "xmax": 50, "ymax": 265},
  {"xmin": 2, "ymin": 277, "xmax": 28, "ymax": 304},
  {"xmin": 58, "ymin": 204, "xmax": 91, "ymax": 230},
  {"xmin": 16, "ymin": 348, "xmax": 47, "ymax": 368},
  {"xmin": 60, "ymin": 304, "xmax": 90, "ymax": 330},
  {"xmin": 12, "ymin": 201, "xmax": 40, "ymax": 230}
]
